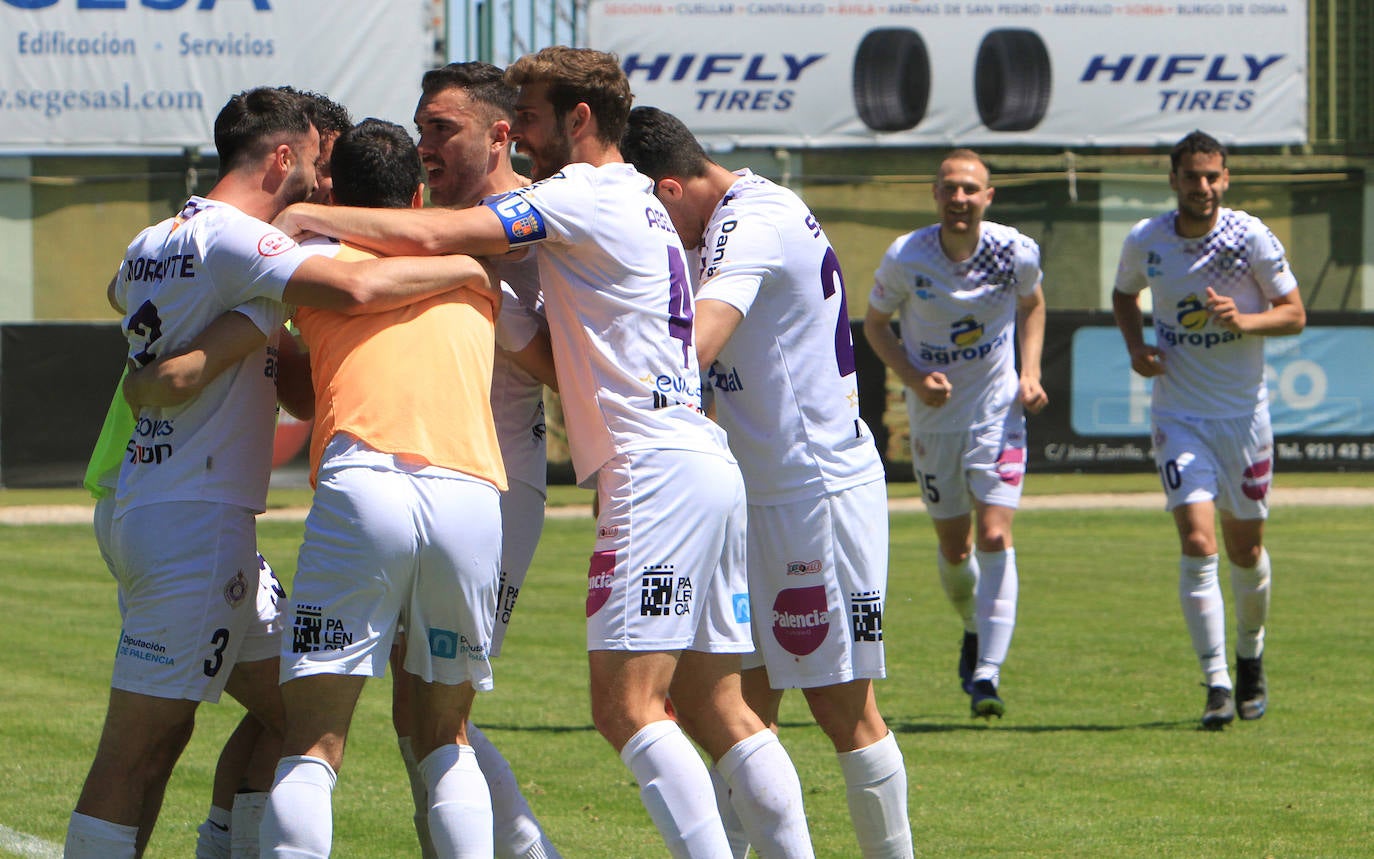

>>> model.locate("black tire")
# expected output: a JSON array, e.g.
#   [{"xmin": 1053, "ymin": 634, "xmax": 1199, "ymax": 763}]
[
  {"xmin": 852, "ymin": 28, "xmax": 931, "ymax": 133},
  {"xmin": 974, "ymin": 29, "xmax": 1051, "ymax": 132}
]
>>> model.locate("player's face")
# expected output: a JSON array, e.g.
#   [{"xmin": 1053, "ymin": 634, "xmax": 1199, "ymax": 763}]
[
  {"xmin": 511, "ymin": 82, "xmax": 572, "ymax": 182},
  {"xmin": 1170, "ymin": 151, "xmax": 1228, "ymax": 232},
  {"xmin": 415, "ymin": 87, "xmax": 498, "ymax": 208},
  {"xmin": 932, "ymin": 157, "xmax": 993, "ymax": 235},
  {"xmin": 307, "ymin": 130, "xmax": 338, "ymax": 205},
  {"xmin": 280, "ymin": 126, "xmax": 321, "ymax": 209}
]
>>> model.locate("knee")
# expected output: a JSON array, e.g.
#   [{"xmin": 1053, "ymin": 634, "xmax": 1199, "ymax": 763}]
[
  {"xmin": 1227, "ymin": 545, "xmax": 1264, "ymax": 570},
  {"xmin": 975, "ymin": 531, "xmax": 1010, "ymax": 553}
]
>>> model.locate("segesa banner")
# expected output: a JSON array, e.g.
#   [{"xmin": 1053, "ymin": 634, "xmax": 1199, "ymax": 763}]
[
  {"xmin": 0, "ymin": 0, "xmax": 430, "ymax": 150},
  {"xmin": 589, "ymin": 1, "xmax": 1306, "ymax": 148}
]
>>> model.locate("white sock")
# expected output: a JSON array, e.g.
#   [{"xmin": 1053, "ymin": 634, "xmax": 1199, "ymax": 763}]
[
  {"xmin": 717, "ymin": 729, "xmax": 813, "ymax": 859},
  {"xmin": 709, "ymin": 762, "xmax": 751, "ymax": 859},
  {"xmin": 421, "ymin": 743, "xmax": 494, "ymax": 859},
  {"xmin": 1230, "ymin": 548, "xmax": 1271, "ymax": 660},
  {"xmin": 1179, "ymin": 554, "xmax": 1230, "ymax": 688},
  {"xmin": 937, "ymin": 552, "xmax": 979, "ymax": 632},
  {"xmin": 230, "ymin": 791, "xmax": 267, "ymax": 859},
  {"xmin": 619, "ymin": 719, "xmax": 731, "ymax": 858},
  {"xmin": 195, "ymin": 805, "xmax": 232, "ymax": 859},
  {"xmin": 469, "ymin": 724, "xmax": 562, "ymax": 859},
  {"xmin": 398, "ymin": 737, "xmax": 439, "ymax": 859},
  {"xmin": 261, "ymin": 755, "xmax": 336, "ymax": 859},
  {"xmin": 973, "ymin": 548, "xmax": 1018, "ymax": 685},
  {"xmin": 64, "ymin": 811, "xmax": 138, "ymax": 859},
  {"xmin": 836, "ymin": 732, "xmax": 914, "ymax": 859}
]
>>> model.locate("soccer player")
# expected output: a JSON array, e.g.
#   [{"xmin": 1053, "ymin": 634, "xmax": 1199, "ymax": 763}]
[
  {"xmin": 274, "ymin": 46, "xmax": 814, "ymax": 858},
  {"xmin": 65, "ymin": 86, "xmax": 489, "ymax": 859},
  {"xmin": 398, "ymin": 60, "xmax": 561, "ymax": 859},
  {"xmin": 863, "ymin": 148, "xmax": 1048, "ymax": 719},
  {"xmin": 260, "ymin": 118, "xmax": 506, "ymax": 858},
  {"xmin": 1112, "ymin": 129, "xmax": 1305, "ymax": 729},
  {"xmin": 621, "ymin": 106, "xmax": 913, "ymax": 858}
]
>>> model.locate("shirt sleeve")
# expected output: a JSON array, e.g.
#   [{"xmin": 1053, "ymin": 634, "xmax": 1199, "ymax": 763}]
[
  {"xmin": 207, "ymin": 219, "xmax": 316, "ymax": 306},
  {"xmin": 1247, "ymin": 218, "xmax": 1299, "ymax": 300},
  {"xmin": 694, "ymin": 215, "xmax": 782, "ymax": 317},
  {"xmin": 868, "ymin": 237, "xmax": 909, "ymax": 314},
  {"xmin": 1113, "ymin": 220, "xmax": 1151, "ymax": 296},
  {"xmin": 231, "ymin": 298, "xmax": 288, "ymax": 338},
  {"xmin": 1014, "ymin": 234, "xmax": 1044, "ymax": 297},
  {"xmin": 489, "ymin": 171, "xmax": 593, "ymax": 248},
  {"xmin": 495, "ymin": 280, "xmax": 541, "ymax": 352}
]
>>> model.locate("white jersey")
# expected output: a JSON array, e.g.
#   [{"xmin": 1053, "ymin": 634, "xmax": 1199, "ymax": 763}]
[
  {"xmin": 1114, "ymin": 207, "xmax": 1298, "ymax": 420},
  {"xmin": 486, "ymin": 161, "xmax": 730, "ymax": 485},
  {"xmin": 693, "ymin": 170, "xmax": 884, "ymax": 505},
  {"xmin": 112, "ymin": 196, "xmax": 312, "ymax": 513},
  {"xmin": 869, "ymin": 222, "xmax": 1042, "ymax": 434},
  {"xmin": 489, "ymin": 249, "xmax": 548, "ymax": 492}
]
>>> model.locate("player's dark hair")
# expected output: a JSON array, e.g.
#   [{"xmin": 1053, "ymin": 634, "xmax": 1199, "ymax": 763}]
[
  {"xmin": 420, "ymin": 61, "xmax": 517, "ymax": 121},
  {"xmin": 1171, "ymin": 130, "xmax": 1227, "ymax": 171},
  {"xmin": 213, "ymin": 87, "xmax": 313, "ymax": 172},
  {"xmin": 506, "ymin": 46, "xmax": 632, "ymax": 145},
  {"xmin": 329, "ymin": 119, "xmax": 423, "ymax": 210},
  {"xmin": 621, "ymin": 106, "xmax": 711, "ymax": 182},
  {"xmin": 277, "ymin": 86, "xmax": 353, "ymax": 137}
]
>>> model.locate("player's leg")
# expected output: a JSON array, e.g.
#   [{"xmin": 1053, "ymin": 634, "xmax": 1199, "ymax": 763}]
[
  {"xmin": 969, "ymin": 502, "xmax": 1018, "ymax": 714},
  {"xmin": 408, "ymin": 679, "xmax": 493, "ymax": 859},
  {"xmin": 196, "ymin": 715, "xmax": 262, "ymax": 859}
]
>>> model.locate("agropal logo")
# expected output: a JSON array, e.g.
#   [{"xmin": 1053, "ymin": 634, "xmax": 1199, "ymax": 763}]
[
  {"xmin": 1176, "ymin": 294, "xmax": 1210, "ymax": 331},
  {"xmin": 771, "ymin": 586, "xmax": 830, "ymax": 656}
]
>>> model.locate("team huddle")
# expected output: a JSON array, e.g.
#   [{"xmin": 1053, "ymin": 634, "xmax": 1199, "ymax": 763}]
[{"xmin": 65, "ymin": 44, "xmax": 1303, "ymax": 859}]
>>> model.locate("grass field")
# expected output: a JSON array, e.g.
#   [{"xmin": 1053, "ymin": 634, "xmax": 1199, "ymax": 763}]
[{"xmin": 1, "ymin": 480, "xmax": 1371, "ymax": 857}]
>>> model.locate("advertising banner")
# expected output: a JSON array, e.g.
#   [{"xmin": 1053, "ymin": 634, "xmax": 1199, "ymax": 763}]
[
  {"xmin": 589, "ymin": 1, "xmax": 1306, "ymax": 148},
  {"xmin": 0, "ymin": 1, "xmax": 430, "ymax": 150}
]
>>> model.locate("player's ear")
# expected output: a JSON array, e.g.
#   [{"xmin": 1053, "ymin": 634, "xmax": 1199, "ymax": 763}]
[
  {"xmin": 655, "ymin": 177, "xmax": 684, "ymax": 202},
  {"xmin": 568, "ymin": 102, "xmax": 592, "ymax": 138},
  {"xmin": 410, "ymin": 184, "xmax": 425, "ymax": 209},
  {"xmin": 490, "ymin": 119, "xmax": 512, "ymax": 148}
]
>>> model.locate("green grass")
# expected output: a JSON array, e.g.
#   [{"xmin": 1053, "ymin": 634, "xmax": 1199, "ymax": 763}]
[{"xmin": 2, "ymin": 498, "xmax": 1371, "ymax": 857}]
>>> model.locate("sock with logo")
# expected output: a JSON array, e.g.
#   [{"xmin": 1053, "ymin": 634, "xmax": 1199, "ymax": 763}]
[
  {"xmin": 261, "ymin": 755, "xmax": 336, "ymax": 859},
  {"xmin": 1230, "ymin": 548, "xmax": 1271, "ymax": 660},
  {"xmin": 194, "ymin": 805, "xmax": 231, "ymax": 859},
  {"xmin": 837, "ymin": 732, "xmax": 914, "ymax": 859},
  {"xmin": 620, "ymin": 719, "xmax": 731, "ymax": 858},
  {"xmin": 469, "ymin": 724, "xmax": 562, "ymax": 859},
  {"xmin": 709, "ymin": 762, "xmax": 751, "ymax": 859},
  {"xmin": 937, "ymin": 551, "xmax": 980, "ymax": 632},
  {"xmin": 64, "ymin": 811, "xmax": 138, "ymax": 859},
  {"xmin": 421, "ymin": 743, "xmax": 494, "ymax": 859},
  {"xmin": 229, "ymin": 791, "xmax": 267, "ymax": 859},
  {"xmin": 973, "ymin": 548, "xmax": 1018, "ymax": 684},
  {"xmin": 1180, "ymin": 554, "xmax": 1230, "ymax": 688},
  {"xmin": 717, "ymin": 729, "xmax": 813, "ymax": 858},
  {"xmin": 398, "ymin": 736, "xmax": 439, "ymax": 859}
]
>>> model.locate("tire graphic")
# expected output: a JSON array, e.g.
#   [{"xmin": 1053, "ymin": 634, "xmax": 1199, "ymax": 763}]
[
  {"xmin": 974, "ymin": 29, "xmax": 1051, "ymax": 132},
  {"xmin": 852, "ymin": 28, "xmax": 930, "ymax": 133}
]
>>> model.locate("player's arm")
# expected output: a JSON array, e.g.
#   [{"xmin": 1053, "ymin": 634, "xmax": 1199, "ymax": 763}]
[
  {"xmin": 862, "ymin": 305, "xmax": 952, "ymax": 407},
  {"xmin": 275, "ymin": 203, "xmax": 513, "ymax": 259},
  {"xmin": 1205, "ymin": 286, "xmax": 1306, "ymax": 337},
  {"xmin": 694, "ymin": 299, "xmax": 745, "ymax": 369},
  {"xmin": 105, "ymin": 274, "xmax": 121, "ymax": 313},
  {"xmin": 1016, "ymin": 284, "xmax": 1048, "ymax": 414},
  {"xmin": 274, "ymin": 326, "xmax": 314, "ymax": 420},
  {"xmin": 1111, "ymin": 289, "xmax": 1164, "ymax": 378},
  {"xmin": 122, "ymin": 309, "xmax": 267, "ymax": 408},
  {"xmin": 281, "ymin": 252, "xmax": 492, "ymax": 315},
  {"xmin": 503, "ymin": 326, "xmax": 558, "ymax": 392}
]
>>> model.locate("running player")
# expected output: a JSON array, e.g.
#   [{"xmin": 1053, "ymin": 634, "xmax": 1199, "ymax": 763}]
[
  {"xmin": 622, "ymin": 105, "xmax": 914, "ymax": 858},
  {"xmin": 64, "ymin": 86, "xmax": 489, "ymax": 859},
  {"xmin": 1112, "ymin": 129, "xmax": 1304, "ymax": 728},
  {"xmin": 274, "ymin": 47, "xmax": 814, "ymax": 858},
  {"xmin": 863, "ymin": 148, "xmax": 1048, "ymax": 719}
]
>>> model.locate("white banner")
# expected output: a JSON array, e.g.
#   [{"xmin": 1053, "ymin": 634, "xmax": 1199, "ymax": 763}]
[
  {"xmin": 0, "ymin": 0, "xmax": 431, "ymax": 151},
  {"xmin": 589, "ymin": 1, "xmax": 1307, "ymax": 148}
]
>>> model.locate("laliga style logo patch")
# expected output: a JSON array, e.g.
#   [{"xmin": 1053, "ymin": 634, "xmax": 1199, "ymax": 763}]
[
  {"xmin": 950, "ymin": 315, "xmax": 983, "ymax": 348},
  {"xmin": 771, "ymin": 586, "xmax": 830, "ymax": 656},
  {"xmin": 1176, "ymin": 293, "xmax": 1210, "ymax": 331},
  {"xmin": 257, "ymin": 232, "xmax": 295, "ymax": 257},
  {"xmin": 786, "ymin": 559, "xmax": 823, "ymax": 576},
  {"xmin": 223, "ymin": 570, "xmax": 248, "ymax": 607},
  {"xmin": 586, "ymin": 550, "xmax": 616, "ymax": 617},
  {"xmin": 1241, "ymin": 458, "xmax": 1272, "ymax": 500}
]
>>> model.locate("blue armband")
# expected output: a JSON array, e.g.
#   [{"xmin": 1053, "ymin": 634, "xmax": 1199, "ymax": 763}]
[{"xmin": 487, "ymin": 194, "xmax": 548, "ymax": 247}]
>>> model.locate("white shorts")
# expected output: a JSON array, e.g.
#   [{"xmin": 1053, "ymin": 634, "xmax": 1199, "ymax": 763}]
[
  {"xmin": 282, "ymin": 463, "xmax": 502, "ymax": 689},
  {"xmin": 740, "ymin": 479, "xmax": 889, "ymax": 688},
  {"xmin": 910, "ymin": 407, "xmax": 1027, "ymax": 520},
  {"xmin": 1152, "ymin": 410, "xmax": 1273, "ymax": 519},
  {"xmin": 491, "ymin": 478, "xmax": 547, "ymax": 658},
  {"xmin": 108, "ymin": 501, "xmax": 270, "ymax": 703},
  {"xmin": 587, "ymin": 448, "xmax": 752, "ymax": 654}
]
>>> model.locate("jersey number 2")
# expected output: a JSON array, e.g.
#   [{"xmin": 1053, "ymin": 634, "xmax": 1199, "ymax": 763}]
[{"xmin": 821, "ymin": 247, "xmax": 857, "ymax": 377}]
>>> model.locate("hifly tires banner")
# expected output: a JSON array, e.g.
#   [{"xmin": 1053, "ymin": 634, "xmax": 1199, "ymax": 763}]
[{"xmin": 590, "ymin": 1, "xmax": 1306, "ymax": 148}]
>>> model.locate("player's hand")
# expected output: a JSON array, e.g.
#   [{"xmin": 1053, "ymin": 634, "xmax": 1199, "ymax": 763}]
[
  {"xmin": 1020, "ymin": 376, "xmax": 1048, "ymax": 414},
  {"xmin": 1205, "ymin": 287, "xmax": 1244, "ymax": 333},
  {"xmin": 914, "ymin": 371, "xmax": 953, "ymax": 408},
  {"xmin": 1128, "ymin": 344, "xmax": 1164, "ymax": 377}
]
